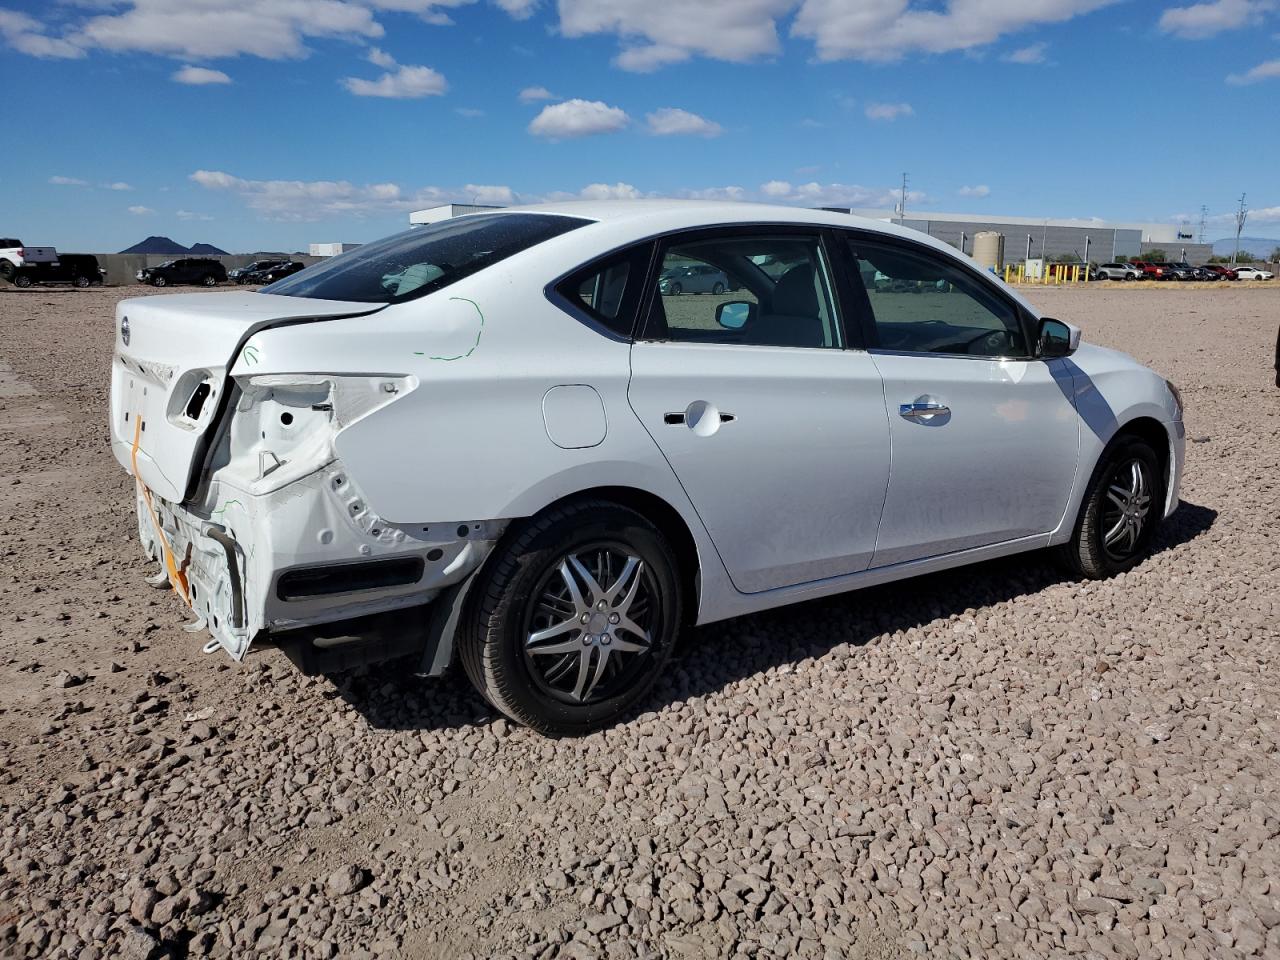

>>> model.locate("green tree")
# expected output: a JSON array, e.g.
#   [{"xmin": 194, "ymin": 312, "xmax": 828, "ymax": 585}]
[{"xmin": 1143, "ymin": 249, "xmax": 1168, "ymax": 262}]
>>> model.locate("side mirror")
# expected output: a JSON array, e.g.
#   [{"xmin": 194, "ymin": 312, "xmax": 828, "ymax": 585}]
[
  {"xmin": 716, "ymin": 300, "xmax": 755, "ymax": 330},
  {"xmin": 1037, "ymin": 316, "xmax": 1080, "ymax": 358}
]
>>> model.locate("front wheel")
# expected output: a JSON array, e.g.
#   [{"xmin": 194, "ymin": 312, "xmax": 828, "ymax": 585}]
[
  {"xmin": 202, "ymin": 274, "xmax": 217, "ymax": 287},
  {"xmin": 13, "ymin": 273, "xmax": 32, "ymax": 288},
  {"xmin": 459, "ymin": 500, "xmax": 682, "ymax": 736},
  {"xmin": 152, "ymin": 276, "xmax": 167, "ymax": 287},
  {"xmin": 1058, "ymin": 436, "xmax": 1163, "ymax": 579}
]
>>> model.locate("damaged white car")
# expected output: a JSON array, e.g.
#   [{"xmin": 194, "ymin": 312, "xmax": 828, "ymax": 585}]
[{"xmin": 111, "ymin": 201, "xmax": 1185, "ymax": 734}]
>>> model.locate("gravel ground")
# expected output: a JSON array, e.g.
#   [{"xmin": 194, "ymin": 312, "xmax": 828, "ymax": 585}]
[{"xmin": 0, "ymin": 282, "xmax": 1277, "ymax": 960}]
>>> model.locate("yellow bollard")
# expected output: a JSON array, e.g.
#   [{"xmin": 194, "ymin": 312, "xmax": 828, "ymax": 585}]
[
  {"xmin": 1017, "ymin": 264, "xmax": 1024, "ymax": 283},
  {"xmin": 1004, "ymin": 265, "xmax": 1011, "ymax": 283},
  {"xmin": 1072, "ymin": 265, "xmax": 1080, "ymax": 283}
]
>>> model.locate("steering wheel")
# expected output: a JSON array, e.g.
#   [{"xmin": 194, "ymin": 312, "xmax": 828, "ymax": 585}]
[{"xmin": 966, "ymin": 329, "xmax": 1014, "ymax": 356}]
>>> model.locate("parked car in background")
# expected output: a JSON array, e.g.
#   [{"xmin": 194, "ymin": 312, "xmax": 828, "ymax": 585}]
[
  {"xmin": 659, "ymin": 262, "xmax": 729, "ymax": 295},
  {"xmin": 1163, "ymin": 263, "xmax": 1195, "ymax": 282},
  {"xmin": 138, "ymin": 258, "xmax": 227, "ymax": 287},
  {"xmin": 1, "ymin": 239, "xmax": 58, "ymax": 279},
  {"xmin": 10, "ymin": 253, "xmax": 104, "ymax": 288},
  {"xmin": 255, "ymin": 261, "xmax": 306, "ymax": 284},
  {"xmin": 1234, "ymin": 266, "xmax": 1274, "ymax": 281},
  {"xmin": 230, "ymin": 260, "xmax": 289, "ymax": 284},
  {"xmin": 109, "ymin": 201, "xmax": 1185, "ymax": 735},
  {"xmin": 1129, "ymin": 261, "xmax": 1165, "ymax": 280},
  {"xmin": 1190, "ymin": 266, "xmax": 1219, "ymax": 281},
  {"xmin": 1201, "ymin": 265, "xmax": 1238, "ymax": 281},
  {"xmin": 1096, "ymin": 263, "xmax": 1140, "ymax": 281}
]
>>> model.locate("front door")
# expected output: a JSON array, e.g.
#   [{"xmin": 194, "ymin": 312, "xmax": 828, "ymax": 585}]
[
  {"xmin": 841, "ymin": 234, "xmax": 1080, "ymax": 567},
  {"xmin": 628, "ymin": 228, "xmax": 892, "ymax": 594}
]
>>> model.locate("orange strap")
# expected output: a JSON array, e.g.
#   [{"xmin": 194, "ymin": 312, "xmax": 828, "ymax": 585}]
[{"xmin": 131, "ymin": 414, "xmax": 191, "ymax": 606}]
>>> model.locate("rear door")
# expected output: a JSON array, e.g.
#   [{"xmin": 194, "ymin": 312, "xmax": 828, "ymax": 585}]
[
  {"xmin": 839, "ymin": 233, "xmax": 1080, "ymax": 567},
  {"xmin": 628, "ymin": 227, "xmax": 892, "ymax": 594}
]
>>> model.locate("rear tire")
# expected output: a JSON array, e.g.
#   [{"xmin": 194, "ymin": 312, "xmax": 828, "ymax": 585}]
[
  {"xmin": 13, "ymin": 273, "xmax": 32, "ymax": 288},
  {"xmin": 74, "ymin": 275, "xmax": 91, "ymax": 288},
  {"xmin": 712, "ymin": 282, "xmax": 725, "ymax": 295},
  {"xmin": 459, "ymin": 500, "xmax": 682, "ymax": 736},
  {"xmin": 1058, "ymin": 435, "xmax": 1164, "ymax": 579},
  {"xmin": 202, "ymin": 274, "xmax": 217, "ymax": 287}
]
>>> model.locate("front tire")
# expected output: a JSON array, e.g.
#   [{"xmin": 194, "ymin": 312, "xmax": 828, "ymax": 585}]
[
  {"xmin": 202, "ymin": 274, "xmax": 217, "ymax": 287},
  {"xmin": 152, "ymin": 276, "xmax": 167, "ymax": 287},
  {"xmin": 13, "ymin": 273, "xmax": 32, "ymax": 288},
  {"xmin": 1059, "ymin": 436, "xmax": 1163, "ymax": 579},
  {"xmin": 459, "ymin": 500, "xmax": 682, "ymax": 736}
]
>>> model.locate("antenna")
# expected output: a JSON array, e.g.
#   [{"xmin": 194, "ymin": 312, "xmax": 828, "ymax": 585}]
[
  {"xmin": 900, "ymin": 173, "xmax": 908, "ymax": 224},
  {"xmin": 1198, "ymin": 204, "xmax": 1208, "ymax": 244},
  {"xmin": 1232, "ymin": 193, "xmax": 1248, "ymax": 266}
]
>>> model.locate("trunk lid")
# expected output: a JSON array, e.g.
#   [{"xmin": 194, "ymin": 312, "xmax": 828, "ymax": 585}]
[{"xmin": 110, "ymin": 291, "xmax": 380, "ymax": 502}]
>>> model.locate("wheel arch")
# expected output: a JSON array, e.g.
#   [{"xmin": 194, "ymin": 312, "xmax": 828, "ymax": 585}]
[{"xmin": 534, "ymin": 485, "xmax": 703, "ymax": 624}]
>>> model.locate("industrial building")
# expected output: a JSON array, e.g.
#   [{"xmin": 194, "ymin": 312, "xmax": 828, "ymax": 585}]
[
  {"xmin": 410, "ymin": 203, "xmax": 504, "ymax": 225},
  {"xmin": 842, "ymin": 208, "xmax": 1213, "ymax": 265}
]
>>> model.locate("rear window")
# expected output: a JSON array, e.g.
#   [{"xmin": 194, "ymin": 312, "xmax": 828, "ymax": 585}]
[{"xmin": 263, "ymin": 213, "xmax": 589, "ymax": 304}]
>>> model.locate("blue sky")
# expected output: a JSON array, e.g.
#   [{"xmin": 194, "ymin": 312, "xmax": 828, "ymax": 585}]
[{"xmin": 4, "ymin": 0, "xmax": 1278, "ymax": 253}]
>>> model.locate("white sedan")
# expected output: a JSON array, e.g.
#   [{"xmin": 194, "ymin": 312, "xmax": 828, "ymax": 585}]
[
  {"xmin": 109, "ymin": 201, "xmax": 1185, "ymax": 734},
  {"xmin": 1234, "ymin": 266, "xmax": 1273, "ymax": 280}
]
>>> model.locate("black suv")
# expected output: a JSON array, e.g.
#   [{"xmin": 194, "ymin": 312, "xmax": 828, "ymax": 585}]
[
  {"xmin": 12, "ymin": 254, "xmax": 104, "ymax": 288},
  {"xmin": 137, "ymin": 258, "xmax": 227, "ymax": 287},
  {"xmin": 244, "ymin": 260, "xmax": 306, "ymax": 285},
  {"xmin": 231, "ymin": 259, "xmax": 288, "ymax": 284}
]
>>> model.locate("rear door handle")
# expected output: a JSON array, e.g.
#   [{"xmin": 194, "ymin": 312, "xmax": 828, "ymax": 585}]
[{"xmin": 899, "ymin": 402, "xmax": 950, "ymax": 420}]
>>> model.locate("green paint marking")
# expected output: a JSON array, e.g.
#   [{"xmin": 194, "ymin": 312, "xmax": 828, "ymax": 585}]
[
  {"xmin": 413, "ymin": 296, "xmax": 484, "ymax": 361},
  {"xmin": 243, "ymin": 345, "xmax": 260, "ymax": 365},
  {"xmin": 210, "ymin": 499, "xmax": 244, "ymax": 518}
]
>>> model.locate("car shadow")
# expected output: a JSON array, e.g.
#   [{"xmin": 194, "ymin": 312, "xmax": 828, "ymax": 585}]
[{"xmin": 333, "ymin": 500, "xmax": 1216, "ymax": 734}]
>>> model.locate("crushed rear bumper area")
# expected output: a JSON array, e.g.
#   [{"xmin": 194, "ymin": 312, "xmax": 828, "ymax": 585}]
[{"xmin": 132, "ymin": 461, "xmax": 503, "ymax": 667}]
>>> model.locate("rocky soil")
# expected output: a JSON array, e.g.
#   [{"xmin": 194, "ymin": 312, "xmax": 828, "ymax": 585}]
[{"xmin": 0, "ymin": 282, "xmax": 1277, "ymax": 959}]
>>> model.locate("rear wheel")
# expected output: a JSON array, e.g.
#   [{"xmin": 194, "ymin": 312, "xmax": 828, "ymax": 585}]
[
  {"xmin": 202, "ymin": 274, "xmax": 217, "ymax": 287},
  {"xmin": 1059, "ymin": 436, "xmax": 1163, "ymax": 579},
  {"xmin": 459, "ymin": 500, "xmax": 682, "ymax": 736},
  {"xmin": 712, "ymin": 282, "xmax": 725, "ymax": 295},
  {"xmin": 73, "ymin": 274, "xmax": 91, "ymax": 288},
  {"xmin": 13, "ymin": 273, "xmax": 32, "ymax": 288}
]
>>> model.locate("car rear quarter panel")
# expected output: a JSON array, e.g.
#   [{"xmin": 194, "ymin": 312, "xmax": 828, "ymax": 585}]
[{"xmin": 234, "ymin": 257, "xmax": 737, "ymax": 622}]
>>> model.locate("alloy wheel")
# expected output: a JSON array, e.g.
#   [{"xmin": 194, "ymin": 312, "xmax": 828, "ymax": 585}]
[
  {"xmin": 1100, "ymin": 458, "xmax": 1152, "ymax": 560},
  {"xmin": 522, "ymin": 544, "xmax": 661, "ymax": 705}
]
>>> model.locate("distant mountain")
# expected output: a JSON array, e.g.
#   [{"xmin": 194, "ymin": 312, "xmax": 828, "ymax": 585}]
[
  {"xmin": 188, "ymin": 242, "xmax": 229, "ymax": 255},
  {"xmin": 1211, "ymin": 236, "xmax": 1280, "ymax": 259},
  {"xmin": 120, "ymin": 235, "xmax": 190, "ymax": 255}
]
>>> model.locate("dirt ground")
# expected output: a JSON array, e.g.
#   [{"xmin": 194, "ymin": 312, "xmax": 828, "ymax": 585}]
[{"xmin": 0, "ymin": 281, "xmax": 1277, "ymax": 960}]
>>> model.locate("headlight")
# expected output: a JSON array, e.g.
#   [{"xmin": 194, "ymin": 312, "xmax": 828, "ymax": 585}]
[{"xmin": 1165, "ymin": 379, "xmax": 1183, "ymax": 420}]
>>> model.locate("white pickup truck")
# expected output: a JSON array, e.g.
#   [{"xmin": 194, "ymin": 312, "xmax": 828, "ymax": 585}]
[{"xmin": 1, "ymin": 238, "xmax": 58, "ymax": 279}]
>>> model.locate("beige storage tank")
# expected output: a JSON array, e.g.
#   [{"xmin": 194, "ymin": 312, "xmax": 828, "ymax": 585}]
[{"xmin": 972, "ymin": 231, "xmax": 1005, "ymax": 270}]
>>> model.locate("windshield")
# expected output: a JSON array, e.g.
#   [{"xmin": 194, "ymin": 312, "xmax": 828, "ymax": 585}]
[{"xmin": 263, "ymin": 213, "xmax": 589, "ymax": 304}]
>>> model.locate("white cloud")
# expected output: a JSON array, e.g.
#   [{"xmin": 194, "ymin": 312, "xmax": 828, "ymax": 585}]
[
  {"xmin": 343, "ymin": 58, "xmax": 447, "ymax": 98},
  {"xmin": 49, "ymin": 176, "xmax": 89, "ymax": 186},
  {"xmin": 463, "ymin": 183, "xmax": 516, "ymax": 203},
  {"xmin": 518, "ymin": 85, "xmax": 556, "ymax": 103},
  {"xmin": 645, "ymin": 107, "xmax": 724, "ymax": 137},
  {"xmin": 75, "ymin": 0, "xmax": 383, "ymax": 60},
  {"xmin": 493, "ymin": 0, "xmax": 538, "ymax": 19},
  {"xmin": 105, "ymin": 182, "xmax": 135, "ymax": 191},
  {"xmin": 756, "ymin": 179, "xmax": 927, "ymax": 208},
  {"xmin": 173, "ymin": 64, "xmax": 231, "ymax": 84},
  {"xmin": 528, "ymin": 99, "xmax": 630, "ymax": 138},
  {"xmin": 366, "ymin": 46, "xmax": 397, "ymax": 68},
  {"xmin": 760, "ymin": 180, "xmax": 792, "ymax": 197},
  {"xmin": 865, "ymin": 101, "xmax": 914, "ymax": 120},
  {"xmin": 558, "ymin": 0, "xmax": 794, "ymax": 71},
  {"xmin": 177, "ymin": 209, "xmax": 215, "ymax": 221},
  {"xmin": 128, "ymin": 205, "xmax": 155, "ymax": 215},
  {"xmin": 578, "ymin": 182, "xmax": 643, "ymax": 201},
  {"xmin": 793, "ymin": 0, "xmax": 1120, "ymax": 63},
  {"xmin": 1227, "ymin": 58, "xmax": 1280, "ymax": 83},
  {"xmin": 959, "ymin": 184, "xmax": 991, "ymax": 198},
  {"xmin": 0, "ymin": 9, "xmax": 85, "ymax": 58},
  {"xmin": 1159, "ymin": 0, "xmax": 1272, "ymax": 38},
  {"xmin": 1003, "ymin": 42, "xmax": 1047, "ymax": 64}
]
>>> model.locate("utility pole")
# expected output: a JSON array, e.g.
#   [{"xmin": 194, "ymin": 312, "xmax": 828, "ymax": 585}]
[
  {"xmin": 1232, "ymin": 194, "xmax": 1248, "ymax": 266},
  {"xmin": 898, "ymin": 173, "xmax": 909, "ymax": 225},
  {"xmin": 1198, "ymin": 204, "xmax": 1208, "ymax": 244}
]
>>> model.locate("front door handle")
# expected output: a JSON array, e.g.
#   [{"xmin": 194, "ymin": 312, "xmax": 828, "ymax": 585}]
[{"xmin": 899, "ymin": 402, "xmax": 950, "ymax": 420}]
